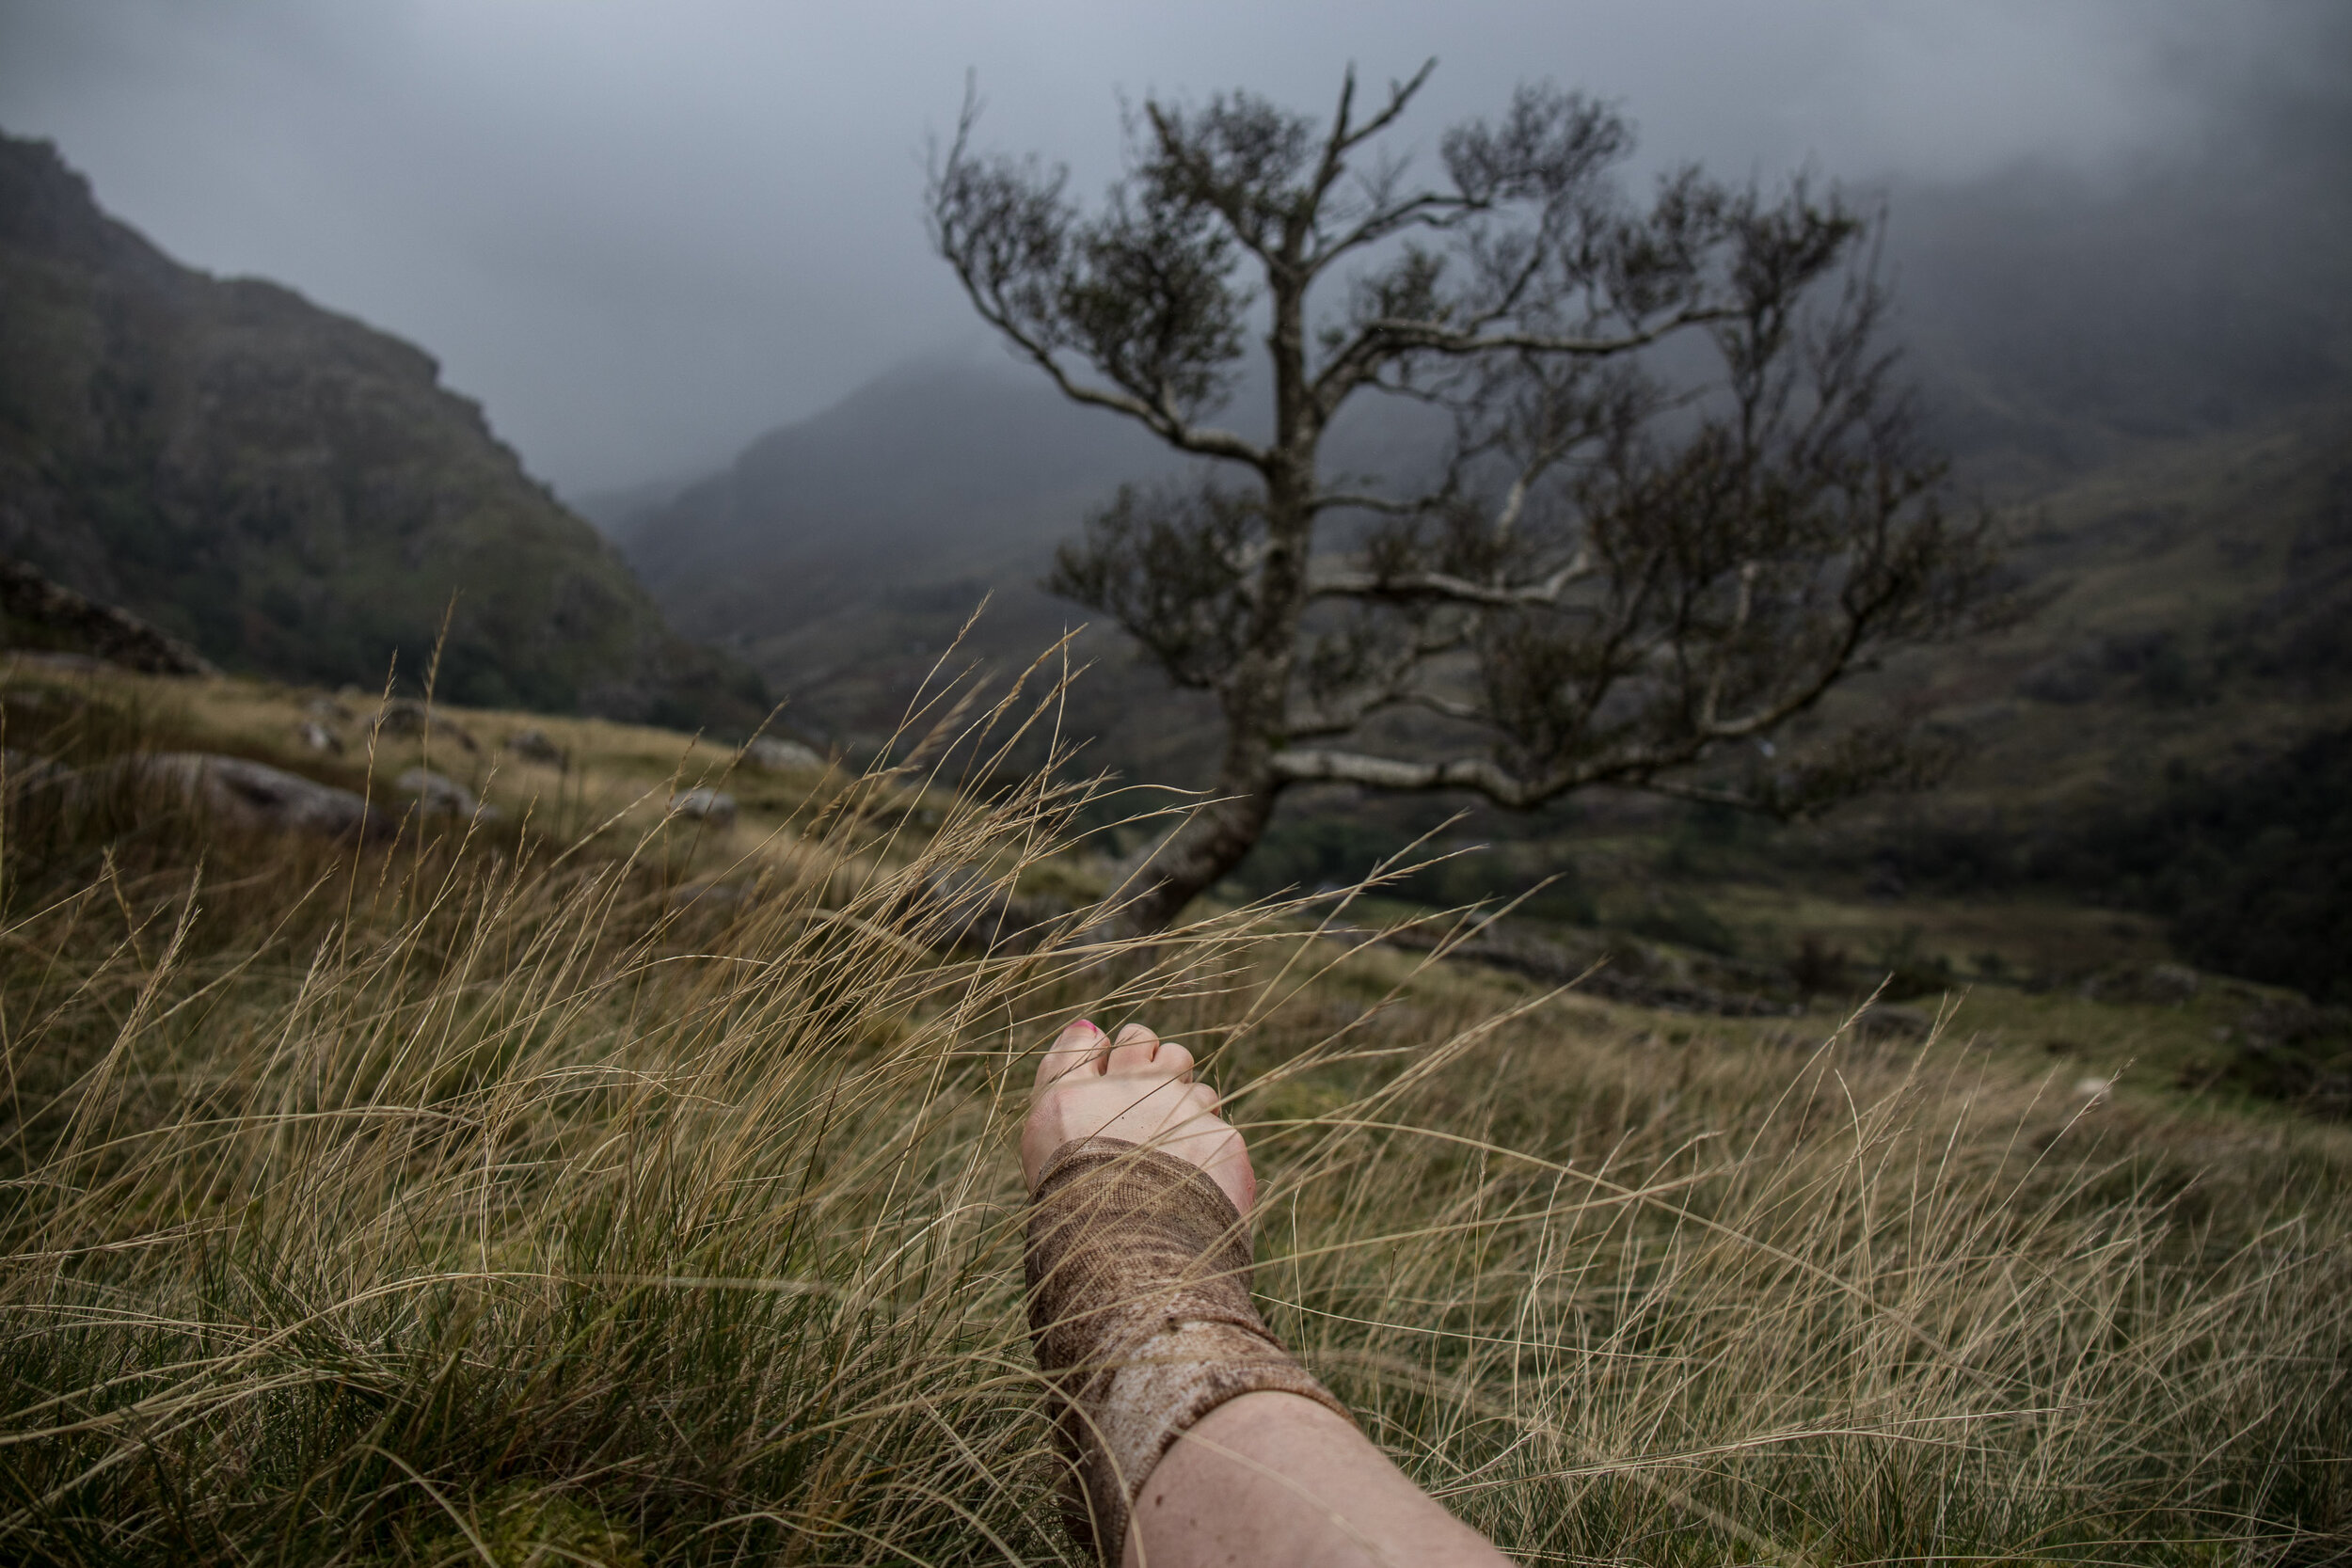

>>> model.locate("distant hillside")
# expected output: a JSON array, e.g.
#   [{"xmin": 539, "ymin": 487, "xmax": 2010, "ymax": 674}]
[
  {"xmin": 617, "ymin": 104, "xmax": 2352, "ymax": 757},
  {"xmin": 1884, "ymin": 80, "xmax": 2352, "ymax": 487},
  {"xmin": 1844, "ymin": 401, "xmax": 2352, "ymax": 998},
  {"xmin": 612, "ymin": 84, "xmax": 2352, "ymax": 837},
  {"xmin": 618, "ymin": 344, "xmax": 2352, "ymax": 1004},
  {"xmin": 0, "ymin": 133, "xmax": 761, "ymax": 725},
  {"xmin": 615, "ymin": 355, "xmax": 1448, "ymax": 767},
  {"xmin": 612, "ymin": 355, "xmax": 1192, "ymax": 763},
  {"xmin": 622, "ymin": 356, "xmax": 1175, "ymax": 622},
  {"xmin": 1886, "ymin": 403, "xmax": 2352, "ymax": 816}
]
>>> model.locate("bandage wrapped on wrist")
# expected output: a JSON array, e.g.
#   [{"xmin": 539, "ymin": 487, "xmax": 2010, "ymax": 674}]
[{"xmin": 1024, "ymin": 1136, "xmax": 1353, "ymax": 1561}]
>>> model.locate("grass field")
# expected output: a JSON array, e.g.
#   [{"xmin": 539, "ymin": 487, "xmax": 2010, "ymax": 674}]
[{"xmin": 3, "ymin": 658, "xmax": 2347, "ymax": 1564}]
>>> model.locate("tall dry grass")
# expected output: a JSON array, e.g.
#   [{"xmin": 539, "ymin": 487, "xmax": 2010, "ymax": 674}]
[{"xmin": 1, "ymin": 672, "xmax": 2345, "ymax": 1564}]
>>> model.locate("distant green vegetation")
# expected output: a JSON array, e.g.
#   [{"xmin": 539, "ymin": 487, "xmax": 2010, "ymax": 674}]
[
  {"xmin": 2156, "ymin": 729, "xmax": 2352, "ymax": 1003},
  {"xmin": 1207, "ymin": 404, "xmax": 2352, "ymax": 1033},
  {"xmin": 1877, "ymin": 724, "xmax": 2352, "ymax": 1006}
]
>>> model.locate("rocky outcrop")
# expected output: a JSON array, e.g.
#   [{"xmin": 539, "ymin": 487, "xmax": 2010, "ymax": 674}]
[
  {"xmin": 744, "ymin": 736, "xmax": 825, "ymax": 771},
  {"xmin": 0, "ymin": 556, "xmax": 214, "ymax": 674},
  {"xmin": 369, "ymin": 700, "xmax": 478, "ymax": 752},
  {"xmin": 130, "ymin": 753, "xmax": 391, "ymax": 841},
  {"xmin": 7, "ymin": 746, "xmax": 389, "ymax": 840},
  {"xmin": 668, "ymin": 787, "xmax": 736, "ymax": 828},
  {"xmin": 504, "ymin": 727, "xmax": 567, "ymax": 766},
  {"xmin": 395, "ymin": 767, "xmax": 477, "ymax": 817},
  {"xmin": 4, "ymin": 746, "xmax": 532, "ymax": 845}
]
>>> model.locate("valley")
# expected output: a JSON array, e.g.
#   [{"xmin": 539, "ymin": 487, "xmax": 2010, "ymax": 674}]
[
  {"xmin": 608, "ymin": 347, "xmax": 2352, "ymax": 1025},
  {"xmin": 2, "ymin": 24, "xmax": 2349, "ymax": 1558}
]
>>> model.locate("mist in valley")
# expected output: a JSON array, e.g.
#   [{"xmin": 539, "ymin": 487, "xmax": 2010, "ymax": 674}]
[{"xmin": 4, "ymin": 0, "xmax": 2349, "ymax": 994}]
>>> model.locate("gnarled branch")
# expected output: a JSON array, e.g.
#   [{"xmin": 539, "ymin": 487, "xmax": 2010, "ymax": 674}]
[{"xmin": 1306, "ymin": 558, "xmax": 1597, "ymax": 608}]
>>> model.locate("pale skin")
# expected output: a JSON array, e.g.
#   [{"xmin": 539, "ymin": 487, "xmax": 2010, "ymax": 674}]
[{"xmin": 1024, "ymin": 1019, "xmax": 1514, "ymax": 1568}]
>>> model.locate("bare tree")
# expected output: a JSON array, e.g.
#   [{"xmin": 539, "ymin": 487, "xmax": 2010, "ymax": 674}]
[{"xmin": 931, "ymin": 63, "xmax": 2008, "ymax": 933}]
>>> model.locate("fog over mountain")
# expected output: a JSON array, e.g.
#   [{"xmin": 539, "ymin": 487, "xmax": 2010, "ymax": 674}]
[
  {"xmin": 1889, "ymin": 65, "xmax": 2352, "ymax": 479},
  {"xmin": 588, "ymin": 23, "xmax": 2349, "ymax": 748},
  {"xmin": 3, "ymin": 0, "xmax": 2343, "ymax": 496},
  {"xmin": 4, "ymin": 0, "xmax": 2346, "ymax": 766}
]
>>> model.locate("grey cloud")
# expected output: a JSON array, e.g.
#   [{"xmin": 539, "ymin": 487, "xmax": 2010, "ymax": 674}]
[{"xmin": 0, "ymin": 0, "xmax": 2336, "ymax": 494}]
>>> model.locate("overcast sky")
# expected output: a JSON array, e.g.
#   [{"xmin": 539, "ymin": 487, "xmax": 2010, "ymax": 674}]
[{"xmin": 0, "ymin": 1, "xmax": 2335, "ymax": 496}]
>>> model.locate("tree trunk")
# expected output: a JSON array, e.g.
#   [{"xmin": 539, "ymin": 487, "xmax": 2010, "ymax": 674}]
[
  {"xmin": 1112, "ymin": 527, "xmax": 1301, "ymax": 929},
  {"xmin": 1113, "ymin": 754, "xmax": 1282, "ymax": 934},
  {"xmin": 1117, "ymin": 468, "xmax": 1314, "ymax": 931},
  {"xmin": 1114, "ymin": 271, "xmax": 1323, "ymax": 934}
]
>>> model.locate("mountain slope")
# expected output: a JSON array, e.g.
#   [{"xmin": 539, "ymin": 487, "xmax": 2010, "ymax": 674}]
[
  {"xmin": 616, "ymin": 353, "xmax": 1455, "ymax": 767},
  {"xmin": 613, "ymin": 354, "xmax": 1201, "ymax": 759},
  {"xmin": 1904, "ymin": 402, "xmax": 2352, "ymax": 813},
  {"xmin": 621, "ymin": 355, "xmax": 1183, "ymax": 635},
  {"xmin": 0, "ymin": 133, "xmax": 758, "ymax": 724},
  {"xmin": 1833, "ymin": 400, "xmax": 2352, "ymax": 995}
]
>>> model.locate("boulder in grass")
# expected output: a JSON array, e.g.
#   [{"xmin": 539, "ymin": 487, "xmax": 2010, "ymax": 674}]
[
  {"xmin": 1853, "ymin": 1004, "xmax": 1934, "ymax": 1043},
  {"xmin": 2, "ymin": 749, "xmax": 71, "ymax": 798},
  {"xmin": 369, "ymin": 699, "xmax": 479, "ymax": 752},
  {"xmin": 743, "ymin": 736, "xmax": 824, "ymax": 772},
  {"xmin": 396, "ymin": 768, "xmax": 477, "ymax": 817},
  {"xmin": 504, "ymin": 727, "xmax": 567, "ymax": 767},
  {"xmin": 137, "ymin": 752, "xmax": 391, "ymax": 841},
  {"xmin": 294, "ymin": 720, "xmax": 342, "ymax": 753},
  {"xmin": 669, "ymin": 787, "xmax": 737, "ymax": 828}
]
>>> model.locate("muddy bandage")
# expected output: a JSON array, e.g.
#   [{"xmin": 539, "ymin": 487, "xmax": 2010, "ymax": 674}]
[{"xmin": 1024, "ymin": 1135, "xmax": 1353, "ymax": 1560}]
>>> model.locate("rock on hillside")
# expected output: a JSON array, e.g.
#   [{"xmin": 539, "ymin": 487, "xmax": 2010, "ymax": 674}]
[
  {"xmin": 1, "ymin": 553, "xmax": 212, "ymax": 673},
  {"xmin": 0, "ymin": 133, "xmax": 762, "ymax": 727}
]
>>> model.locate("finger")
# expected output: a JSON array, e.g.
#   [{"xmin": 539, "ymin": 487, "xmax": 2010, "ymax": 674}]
[
  {"xmin": 1104, "ymin": 1021, "xmax": 1162, "ymax": 1074},
  {"xmin": 1035, "ymin": 1018, "xmax": 1107, "ymax": 1089}
]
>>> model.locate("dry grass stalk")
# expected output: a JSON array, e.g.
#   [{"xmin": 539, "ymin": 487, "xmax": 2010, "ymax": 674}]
[{"xmin": 0, "ymin": 664, "xmax": 2344, "ymax": 1564}]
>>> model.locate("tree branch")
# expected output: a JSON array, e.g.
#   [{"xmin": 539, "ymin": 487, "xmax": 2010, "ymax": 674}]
[
  {"xmin": 1270, "ymin": 731, "xmax": 1730, "ymax": 807},
  {"xmin": 1307, "ymin": 555, "xmax": 1597, "ymax": 607},
  {"xmin": 1338, "ymin": 60, "xmax": 1437, "ymax": 155},
  {"xmin": 1309, "ymin": 190, "xmax": 1488, "ymax": 271},
  {"xmin": 1270, "ymin": 746, "xmax": 1537, "ymax": 802},
  {"xmin": 1305, "ymin": 60, "xmax": 1437, "ymax": 222},
  {"xmin": 1399, "ymin": 686, "xmax": 1486, "ymax": 723},
  {"xmin": 1360, "ymin": 305, "xmax": 1732, "ymax": 359},
  {"xmin": 983, "ymin": 316, "xmax": 1270, "ymax": 467},
  {"xmin": 1307, "ymin": 489, "xmax": 1430, "ymax": 516}
]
